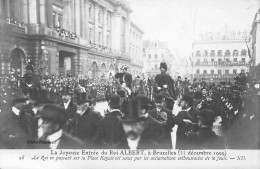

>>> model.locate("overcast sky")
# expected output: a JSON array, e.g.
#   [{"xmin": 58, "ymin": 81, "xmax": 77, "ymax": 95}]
[{"xmin": 129, "ymin": 0, "xmax": 260, "ymax": 58}]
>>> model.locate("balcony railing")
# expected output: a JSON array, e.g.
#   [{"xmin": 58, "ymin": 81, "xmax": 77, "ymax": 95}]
[
  {"xmin": 193, "ymin": 74, "xmax": 237, "ymax": 79},
  {"xmin": 0, "ymin": 17, "xmax": 25, "ymax": 34},
  {"xmin": 89, "ymin": 41, "xmax": 114, "ymax": 54},
  {"xmin": 194, "ymin": 61, "xmax": 248, "ymax": 66},
  {"xmin": 54, "ymin": 25, "xmax": 77, "ymax": 40}
]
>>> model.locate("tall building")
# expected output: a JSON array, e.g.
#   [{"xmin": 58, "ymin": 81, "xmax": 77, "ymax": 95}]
[
  {"xmin": 192, "ymin": 31, "xmax": 250, "ymax": 82},
  {"xmin": 250, "ymin": 9, "xmax": 260, "ymax": 76},
  {"xmin": 143, "ymin": 40, "xmax": 175, "ymax": 77},
  {"xmin": 0, "ymin": 0, "xmax": 143, "ymax": 78},
  {"xmin": 129, "ymin": 21, "xmax": 143, "ymax": 77}
]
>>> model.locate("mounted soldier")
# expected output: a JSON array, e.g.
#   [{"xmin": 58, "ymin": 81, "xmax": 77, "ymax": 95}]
[{"xmin": 154, "ymin": 62, "xmax": 176, "ymax": 110}]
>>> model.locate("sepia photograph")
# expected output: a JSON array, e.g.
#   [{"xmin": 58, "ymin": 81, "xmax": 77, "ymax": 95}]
[{"xmin": 0, "ymin": 0, "xmax": 259, "ymax": 168}]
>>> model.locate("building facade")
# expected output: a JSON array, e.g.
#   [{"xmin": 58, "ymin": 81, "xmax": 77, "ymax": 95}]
[
  {"xmin": 143, "ymin": 40, "xmax": 175, "ymax": 77},
  {"xmin": 0, "ymin": 0, "xmax": 143, "ymax": 79},
  {"xmin": 129, "ymin": 21, "xmax": 143, "ymax": 77},
  {"xmin": 192, "ymin": 31, "xmax": 250, "ymax": 82},
  {"xmin": 250, "ymin": 9, "xmax": 260, "ymax": 77}
]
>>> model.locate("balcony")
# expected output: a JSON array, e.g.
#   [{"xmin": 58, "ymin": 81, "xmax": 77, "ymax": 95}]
[
  {"xmin": 0, "ymin": 17, "xmax": 25, "ymax": 34},
  {"xmin": 193, "ymin": 74, "xmax": 237, "ymax": 80},
  {"xmin": 89, "ymin": 41, "xmax": 114, "ymax": 54},
  {"xmin": 194, "ymin": 61, "xmax": 248, "ymax": 66}
]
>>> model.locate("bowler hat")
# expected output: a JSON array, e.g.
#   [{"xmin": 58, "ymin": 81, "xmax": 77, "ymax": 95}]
[
  {"xmin": 37, "ymin": 104, "xmax": 66, "ymax": 124},
  {"xmin": 12, "ymin": 93, "xmax": 29, "ymax": 106},
  {"xmin": 109, "ymin": 94, "xmax": 121, "ymax": 109},
  {"xmin": 197, "ymin": 109, "xmax": 215, "ymax": 127},
  {"xmin": 120, "ymin": 100, "xmax": 145, "ymax": 122},
  {"xmin": 117, "ymin": 89, "xmax": 127, "ymax": 98},
  {"xmin": 154, "ymin": 93, "xmax": 164, "ymax": 103}
]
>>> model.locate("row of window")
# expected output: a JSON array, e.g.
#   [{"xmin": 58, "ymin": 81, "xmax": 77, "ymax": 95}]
[
  {"xmin": 196, "ymin": 69, "xmax": 245, "ymax": 75},
  {"xmin": 129, "ymin": 46, "xmax": 142, "ymax": 58},
  {"xmin": 195, "ymin": 49, "xmax": 247, "ymax": 57},
  {"xmin": 197, "ymin": 58, "xmax": 246, "ymax": 63},
  {"xmin": 88, "ymin": 28, "xmax": 111, "ymax": 46},
  {"xmin": 89, "ymin": 3, "xmax": 111, "ymax": 28},
  {"xmin": 147, "ymin": 54, "xmax": 165, "ymax": 60},
  {"xmin": 130, "ymin": 30, "xmax": 142, "ymax": 45}
]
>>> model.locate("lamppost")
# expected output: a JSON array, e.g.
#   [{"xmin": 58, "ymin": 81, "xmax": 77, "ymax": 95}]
[
  {"xmin": 40, "ymin": 40, "xmax": 49, "ymax": 76},
  {"xmin": 113, "ymin": 58, "xmax": 117, "ymax": 73}
]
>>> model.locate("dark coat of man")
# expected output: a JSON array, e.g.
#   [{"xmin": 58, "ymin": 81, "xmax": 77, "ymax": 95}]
[
  {"xmin": 149, "ymin": 107, "xmax": 175, "ymax": 149},
  {"xmin": 187, "ymin": 127, "xmax": 225, "ymax": 149},
  {"xmin": 60, "ymin": 101, "xmax": 77, "ymax": 134},
  {"xmin": 0, "ymin": 110, "xmax": 29, "ymax": 149},
  {"xmin": 154, "ymin": 63, "xmax": 176, "ymax": 110},
  {"xmin": 93, "ymin": 110, "xmax": 123, "ymax": 149},
  {"xmin": 75, "ymin": 108, "xmax": 102, "ymax": 148},
  {"xmin": 142, "ymin": 114, "xmax": 166, "ymax": 148},
  {"xmin": 172, "ymin": 108, "xmax": 200, "ymax": 149},
  {"xmin": 155, "ymin": 74, "xmax": 176, "ymax": 100}
]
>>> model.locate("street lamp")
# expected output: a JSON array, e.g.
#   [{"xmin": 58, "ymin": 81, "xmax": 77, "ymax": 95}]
[{"xmin": 40, "ymin": 40, "xmax": 48, "ymax": 75}]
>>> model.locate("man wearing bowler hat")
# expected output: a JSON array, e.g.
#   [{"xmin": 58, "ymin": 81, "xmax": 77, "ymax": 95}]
[
  {"xmin": 115, "ymin": 100, "xmax": 160, "ymax": 149},
  {"xmin": 93, "ymin": 94, "xmax": 124, "ymax": 148},
  {"xmin": 36, "ymin": 104, "xmax": 84, "ymax": 149},
  {"xmin": 75, "ymin": 94, "xmax": 102, "ymax": 148},
  {"xmin": 148, "ymin": 93, "xmax": 175, "ymax": 148},
  {"xmin": 59, "ymin": 86, "xmax": 77, "ymax": 135}
]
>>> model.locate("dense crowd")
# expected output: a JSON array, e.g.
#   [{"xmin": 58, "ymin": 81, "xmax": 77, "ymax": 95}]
[{"xmin": 0, "ymin": 62, "xmax": 259, "ymax": 149}]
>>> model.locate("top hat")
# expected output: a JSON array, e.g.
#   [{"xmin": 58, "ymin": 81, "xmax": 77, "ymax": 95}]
[
  {"xmin": 12, "ymin": 93, "xmax": 29, "ymax": 106},
  {"xmin": 181, "ymin": 95, "xmax": 193, "ymax": 107},
  {"xmin": 120, "ymin": 100, "xmax": 145, "ymax": 122},
  {"xmin": 154, "ymin": 93, "xmax": 165, "ymax": 103},
  {"xmin": 197, "ymin": 109, "xmax": 215, "ymax": 126},
  {"xmin": 30, "ymin": 90, "xmax": 53, "ymax": 106},
  {"xmin": 61, "ymin": 86, "xmax": 73, "ymax": 95},
  {"xmin": 117, "ymin": 89, "xmax": 127, "ymax": 98},
  {"xmin": 109, "ymin": 94, "xmax": 121, "ymax": 109},
  {"xmin": 37, "ymin": 104, "xmax": 66, "ymax": 124},
  {"xmin": 77, "ymin": 93, "xmax": 93, "ymax": 105},
  {"xmin": 160, "ymin": 62, "xmax": 167, "ymax": 70},
  {"xmin": 134, "ymin": 95, "xmax": 153, "ymax": 107}
]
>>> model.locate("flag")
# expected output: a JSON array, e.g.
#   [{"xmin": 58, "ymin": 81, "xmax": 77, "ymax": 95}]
[
  {"xmin": 189, "ymin": 55, "xmax": 193, "ymax": 67},
  {"xmin": 245, "ymin": 37, "xmax": 252, "ymax": 59}
]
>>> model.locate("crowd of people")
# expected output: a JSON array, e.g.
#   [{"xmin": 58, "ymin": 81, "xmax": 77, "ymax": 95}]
[{"xmin": 0, "ymin": 62, "xmax": 259, "ymax": 149}]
